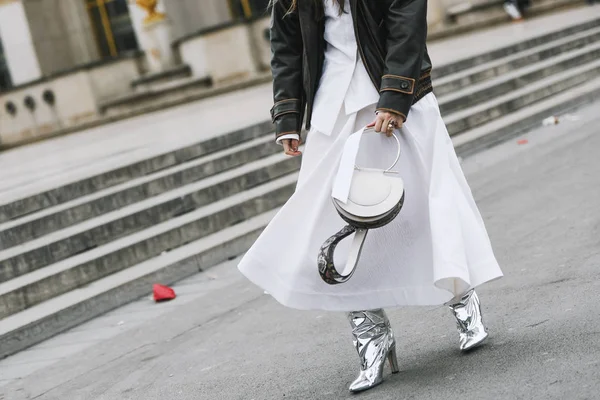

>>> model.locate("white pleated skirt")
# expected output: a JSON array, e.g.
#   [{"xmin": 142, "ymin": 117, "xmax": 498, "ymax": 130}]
[{"xmin": 238, "ymin": 93, "xmax": 503, "ymax": 311}]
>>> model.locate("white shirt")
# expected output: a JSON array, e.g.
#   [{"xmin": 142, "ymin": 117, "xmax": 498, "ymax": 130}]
[{"xmin": 277, "ymin": 0, "xmax": 380, "ymax": 143}]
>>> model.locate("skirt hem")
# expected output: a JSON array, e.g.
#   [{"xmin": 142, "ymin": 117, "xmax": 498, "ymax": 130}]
[{"xmin": 238, "ymin": 256, "xmax": 503, "ymax": 312}]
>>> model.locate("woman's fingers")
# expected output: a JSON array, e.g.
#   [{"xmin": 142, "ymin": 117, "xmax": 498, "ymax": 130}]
[
  {"xmin": 283, "ymin": 139, "xmax": 302, "ymax": 156},
  {"xmin": 383, "ymin": 116, "xmax": 395, "ymax": 137},
  {"xmin": 372, "ymin": 112, "xmax": 404, "ymax": 135},
  {"xmin": 291, "ymin": 139, "xmax": 300, "ymax": 152},
  {"xmin": 374, "ymin": 116, "xmax": 384, "ymax": 133},
  {"xmin": 373, "ymin": 112, "xmax": 400, "ymax": 135}
]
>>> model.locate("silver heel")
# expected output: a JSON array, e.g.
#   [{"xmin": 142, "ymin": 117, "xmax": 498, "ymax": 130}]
[
  {"xmin": 449, "ymin": 289, "xmax": 489, "ymax": 351},
  {"xmin": 347, "ymin": 309, "xmax": 397, "ymax": 393},
  {"xmin": 387, "ymin": 344, "xmax": 399, "ymax": 374}
]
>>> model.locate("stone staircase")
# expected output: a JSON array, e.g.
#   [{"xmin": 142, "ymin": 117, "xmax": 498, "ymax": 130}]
[
  {"xmin": 434, "ymin": 0, "xmax": 585, "ymax": 39},
  {"xmin": 2, "ymin": 16, "xmax": 600, "ymax": 359}
]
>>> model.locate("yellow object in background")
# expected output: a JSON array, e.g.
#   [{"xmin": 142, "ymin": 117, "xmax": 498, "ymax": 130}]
[{"xmin": 135, "ymin": 0, "xmax": 166, "ymax": 25}]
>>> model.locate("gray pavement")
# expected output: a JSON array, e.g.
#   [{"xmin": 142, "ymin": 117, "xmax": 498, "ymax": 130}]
[{"xmin": 2, "ymin": 102, "xmax": 600, "ymax": 399}]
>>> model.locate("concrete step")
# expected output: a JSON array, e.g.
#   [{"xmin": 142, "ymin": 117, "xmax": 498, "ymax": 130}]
[
  {"xmin": 434, "ymin": 26, "xmax": 600, "ymax": 97},
  {"xmin": 0, "ymin": 120, "xmax": 273, "ymax": 224},
  {"xmin": 130, "ymin": 64, "xmax": 197, "ymax": 92},
  {"xmin": 445, "ymin": 0, "xmax": 583, "ymax": 29},
  {"xmin": 101, "ymin": 73, "xmax": 273, "ymax": 122},
  {"xmin": 0, "ymin": 209, "xmax": 279, "ymax": 359},
  {"xmin": 444, "ymin": 57, "xmax": 600, "ymax": 135},
  {"xmin": 0, "ymin": 153, "xmax": 300, "ymax": 285},
  {"xmin": 446, "ymin": 0, "xmax": 502, "ymax": 23},
  {"xmin": 438, "ymin": 40, "xmax": 600, "ymax": 114},
  {"xmin": 432, "ymin": 15, "xmax": 600, "ymax": 79},
  {"xmin": 431, "ymin": 0, "xmax": 592, "ymax": 40},
  {"xmin": 428, "ymin": 0, "xmax": 584, "ymax": 40},
  {"xmin": 0, "ymin": 171, "xmax": 298, "ymax": 319},
  {"xmin": 454, "ymin": 75, "xmax": 600, "ymax": 156},
  {"xmin": 0, "ymin": 134, "xmax": 278, "ymax": 250}
]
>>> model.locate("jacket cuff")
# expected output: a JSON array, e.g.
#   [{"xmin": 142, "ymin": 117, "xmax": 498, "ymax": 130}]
[
  {"xmin": 270, "ymin": 98, "xmax": 301, "ymax": 122},
  {"xmin": 274, "ymin": 113, "xmax": 301, "ymax": 140},
  {"xmin": 376, "ymin": 91, "xmax": 412, "ymax": 122},
  {"xmin": 376, "ymin": 74, "xmax": 417, "ymax": 120},
  {"xmin": 380, "ymin": 75, "xmax": 416, "ymax": 95}
]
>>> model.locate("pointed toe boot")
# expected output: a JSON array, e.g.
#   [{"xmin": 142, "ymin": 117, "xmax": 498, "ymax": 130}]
[
  {"xmin": 347, "ymin": 309, "xmax": 399, "ymax": 393},
  {"xmin": 448, "ymin": 289, "xmax": 489, "ymax": 351}
]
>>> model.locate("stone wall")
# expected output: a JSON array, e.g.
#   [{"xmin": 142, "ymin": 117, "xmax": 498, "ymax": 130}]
[
  {"xmin": 177, "ymin": 17, "xmax": 271, "ymax": 85},
  {"xmin": 162, "ymin": 0, "xmax": 232, "ymax": 42},
  {"xmin": 0, "ymin": 56, "xmax": 141, "ymax": 147},
  {"xmin": 21, "ymin": 0, "xmax": 99, "ymax": 76}
]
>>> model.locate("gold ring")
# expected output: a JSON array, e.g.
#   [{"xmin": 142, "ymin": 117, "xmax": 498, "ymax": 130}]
[{"xmin": 387, "ymin": 121, "xmax": 396, "ymax": 131}]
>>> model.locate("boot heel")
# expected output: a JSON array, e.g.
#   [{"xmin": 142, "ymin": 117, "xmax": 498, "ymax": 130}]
[{"xmin": 387, "ymin": 344, "xmax": 399, "ymax": 374}]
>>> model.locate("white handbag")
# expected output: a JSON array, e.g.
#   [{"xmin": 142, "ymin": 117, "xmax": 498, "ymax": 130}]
[{"xmin": 318, "ymin": 128, "xmax": 405, "ymax": 285}]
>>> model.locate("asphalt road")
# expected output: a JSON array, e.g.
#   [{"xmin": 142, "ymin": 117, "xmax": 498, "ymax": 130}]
[{"xmin": 2, "ymin": 102, "xmax": 600, "ymax": 400}]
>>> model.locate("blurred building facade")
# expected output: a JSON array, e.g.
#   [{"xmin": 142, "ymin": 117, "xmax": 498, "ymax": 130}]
[
  {"xmin": 0, "ymin": 0, "xmax": 274, "ymax": 148},
  {"xmin": 0, "ymin": 0, "xmax": 269, "ymax": 90}
]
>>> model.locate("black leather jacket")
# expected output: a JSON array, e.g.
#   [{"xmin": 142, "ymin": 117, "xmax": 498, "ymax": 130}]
[{"xmin": 270, "ymin": 0, "xmax": 433, "ymax": 140}]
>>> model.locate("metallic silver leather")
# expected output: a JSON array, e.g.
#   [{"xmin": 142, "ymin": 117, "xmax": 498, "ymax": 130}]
[
  {"xmin": 448, "ymin": 289, "xmax": 488, "ymax": 351},
  {"xmin": 347, "ymin": 309, "xmax": 399, "ymax": 392}
]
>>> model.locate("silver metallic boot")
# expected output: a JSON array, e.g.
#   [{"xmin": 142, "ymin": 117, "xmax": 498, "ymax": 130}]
[
  {"xmin": 347, "ymin": 309, "xmax": 399, "ymax": 393},
  {"xmin": 448, "ymin": 289, "xmax": 488, "ymax": 351}
]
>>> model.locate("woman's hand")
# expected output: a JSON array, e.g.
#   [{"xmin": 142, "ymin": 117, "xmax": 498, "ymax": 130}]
[
  {"xmin": 368, "ymin": 111, "xmax": 404, "ymax": 137},
  {"xmin": 282, "ymin": 139, "xmax": 302, "ymax": 157}
]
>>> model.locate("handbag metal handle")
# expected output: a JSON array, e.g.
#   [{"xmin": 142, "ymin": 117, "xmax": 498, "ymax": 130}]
[{"xmin": 355, "ymin": 127, "xmax": 401, "ymax": 174}]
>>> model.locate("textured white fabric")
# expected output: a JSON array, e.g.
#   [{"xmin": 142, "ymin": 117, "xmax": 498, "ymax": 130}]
[
  {"xmin": 238, "ymin": 94, "xmax": 503, "ymax": 311},
  {"xmin": 310, "ymin": 0, "xmax": 379, "ymax": 136}
]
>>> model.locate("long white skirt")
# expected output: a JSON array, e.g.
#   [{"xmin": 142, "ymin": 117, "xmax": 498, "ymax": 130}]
[{"xmin": 238, "ymin": 93, "xmax": 503, "ymax": 311}]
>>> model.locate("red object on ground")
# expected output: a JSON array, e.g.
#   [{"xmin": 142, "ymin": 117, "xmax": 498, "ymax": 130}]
[
  {"xmin": 517, "ymin": 139, "xmax": 529, "ymax": 145},
  {"xmin": 153, "ymin": 284, "xmax": 176, "ymax": 302}
]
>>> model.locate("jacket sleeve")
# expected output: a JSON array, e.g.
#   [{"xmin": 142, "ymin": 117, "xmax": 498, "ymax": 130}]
[
  {"xmin": 376, "ymin": 0, "xmax": 428, "ymax": 122},
  {"xmin": 270, "ymin": 1, "xmax": 304, "ymax": 141}
]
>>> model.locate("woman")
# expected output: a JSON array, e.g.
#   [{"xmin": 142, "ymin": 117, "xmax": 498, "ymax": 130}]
[{"xmin": 239, "ymin": 0, "xmax": 503, "ymax": 392}]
